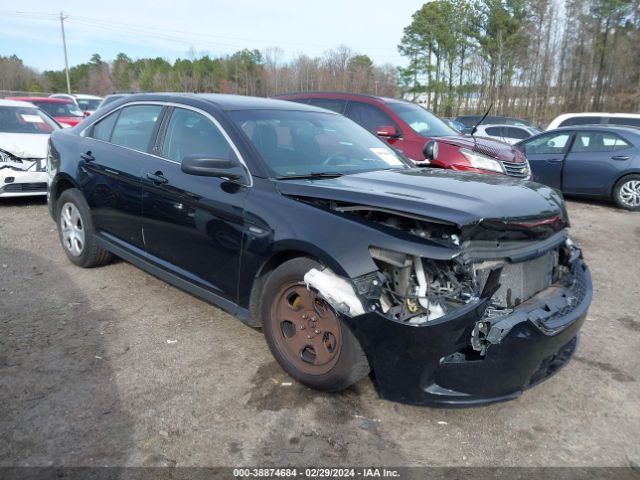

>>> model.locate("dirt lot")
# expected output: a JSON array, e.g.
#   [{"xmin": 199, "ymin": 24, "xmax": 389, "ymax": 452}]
[{"xmin": 0, "ymin": 197, "xmax": 639, "ymax": 468}]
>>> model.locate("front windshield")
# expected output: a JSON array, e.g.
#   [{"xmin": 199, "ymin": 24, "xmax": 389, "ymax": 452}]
[
  {"xmin": 34, "ymin": 101, "xmax": 84, "ymax": 118},
  {"xmin": 78, "ymin": 99, "xmax": 101, "ymax": 111},
  {"xmin": 387, "ymin": 102, "xmax": 458, "ymax": 137},
  {"xmin": 228, "ymin": 110, "xmax": 411, "ymax": 178},
  {"xmin": 0, "ymin": 106, "xmax": 60, "ymax": 134}
]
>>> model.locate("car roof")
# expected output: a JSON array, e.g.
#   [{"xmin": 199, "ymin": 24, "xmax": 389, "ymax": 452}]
[
  {"xmin": 274, "ymin": 91, "xmax": 415, "ymax": 106},
  {"xmin": 120, "ymin": 92, "xmax": 335, "ymax": 112},
  {"xmin": 549, "ymin": 125, "xmax": 640, "ymax": 135},
  {"xmin": 7, "ymin": 96, "xmax": 73, "ymax": 103},
  {"xmin": 552, "ymin": 112, "xmax": 640, "ymax": 119},
  {"xmin": 478, "ymin": 123, "xmax": 534, "ymax": 129},
  {"xmin": 0, "ymin": 99, "xmax": 40, "ymax": 108}
]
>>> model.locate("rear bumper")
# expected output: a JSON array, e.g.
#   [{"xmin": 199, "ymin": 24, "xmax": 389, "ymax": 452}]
[{"xmin": 343, "ymin": 260, "xmax": 591, "ymax": 407}]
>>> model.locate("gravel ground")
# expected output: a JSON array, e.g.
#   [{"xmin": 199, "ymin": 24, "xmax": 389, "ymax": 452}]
[{"xmin": 0, "ymin": 197, "xmax": 639, "ymax": 468}]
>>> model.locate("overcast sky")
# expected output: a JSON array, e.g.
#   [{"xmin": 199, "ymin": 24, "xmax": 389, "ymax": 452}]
[{"xmin": 1, "ymin": 1, "xmax": 425, "ymax": 72}]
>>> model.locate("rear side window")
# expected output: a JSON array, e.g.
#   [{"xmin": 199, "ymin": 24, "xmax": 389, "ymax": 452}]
[
  {"xmin": 559, "ymin": 116, "xmax": 604, "ymax": 127},
  {"xmin": 505, "ymin": 127, "xmax": 531, "ymax": 140},
  {"xmin": 607, "ymin": 117, "xmax": 640, "ymax": 127},
  {"xmin": 346, "ymin": 102, "xmax": 396, "ymax": 133},
  {"xmin": 110, "ymin": 105, "xmax": 163, "ymax": 152},
  {"xmin": 161, "ymin": 108, "xmax": 235, "ymax": 162},
  {"xmin": 485, "ymin": 126, "xmax": 503, "ymax": 136},
  {"xmin": 91, "ymin": 111, "xmax": 119, "ymax": 141},
  {"xmin": 570, "ymin": 132, "xmax": 630, "ymax": 153},
  {"xmin": 306, "ymin": 98, "xmax": 346, "ymax": 114}
]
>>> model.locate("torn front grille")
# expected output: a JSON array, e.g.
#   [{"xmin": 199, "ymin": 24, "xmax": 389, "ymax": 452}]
[{"xmin": 476, "ymin": 250, "xmax": 558, "ymax": 308}]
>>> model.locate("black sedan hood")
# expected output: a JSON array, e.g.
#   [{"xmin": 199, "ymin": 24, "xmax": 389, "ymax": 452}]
[{"xmin": 276, "ymin": 168, "xmax": 566, "ymax": 228}]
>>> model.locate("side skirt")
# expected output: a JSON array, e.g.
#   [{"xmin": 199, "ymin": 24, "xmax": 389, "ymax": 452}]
[{"xmin": 95, "ymin": 233, "xmax": 251, "ymax": 324}]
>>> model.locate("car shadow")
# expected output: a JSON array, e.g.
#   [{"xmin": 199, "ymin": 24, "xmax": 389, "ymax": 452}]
[{"xmin": 0, "ymin": 246, "xmax": 134, "ymax": 467}]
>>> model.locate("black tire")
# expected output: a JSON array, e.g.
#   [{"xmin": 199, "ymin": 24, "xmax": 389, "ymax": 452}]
[
  {"xmin": 261, "ymin": 257, "xmax": 370, "ymax": 392},
  {"xmin": 56, "ymin": 188, "xmax": 112, "ymax": 268},
  {"xmin": 613, "ymin": 174, "xmax": 640, "ymax": 211}
]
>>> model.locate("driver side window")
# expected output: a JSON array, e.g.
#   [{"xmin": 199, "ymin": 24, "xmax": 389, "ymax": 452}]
[{"xmin": 525, "ymin": 133, "xmax": 571, "ymax": 155}]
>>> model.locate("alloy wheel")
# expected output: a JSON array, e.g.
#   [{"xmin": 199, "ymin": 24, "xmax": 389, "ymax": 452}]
[{"xmin": 60, "ymin": 202, "xmax": 85, "ymax": 257}]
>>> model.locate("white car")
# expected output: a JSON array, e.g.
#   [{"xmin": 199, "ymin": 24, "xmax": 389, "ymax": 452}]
[
  {"xmin": 547, "ymin": 112, "xmax": 640, "ymax": 130},
  {"xmin": 49, "ymin": 93, "xmax": 103, "ymax": 116},
  {"xmin": 0, "ymin": 99, "xmax": 59, "ymax": 198},
  {"xmin": 474, "ymin": 124, "xmax": 541, "ymax": 145}
]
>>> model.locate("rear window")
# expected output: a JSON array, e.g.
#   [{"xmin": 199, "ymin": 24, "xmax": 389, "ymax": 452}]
[
  {"xmin": 33, "ymin": 101, "xmax": 83, "ymax": 118},
  {"xmin": 559, "ymin": 116, "xmax": 604, "ymax": 127},
  {"xmin": 505, "ymin": 127, "xmax": 531, "ymax": 140},
  {"xmin": 485, "ymin": 126, "xmax": 503, "ymax": 136}
]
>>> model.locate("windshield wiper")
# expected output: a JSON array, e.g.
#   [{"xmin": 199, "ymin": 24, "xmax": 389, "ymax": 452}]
[{"xmin": 276, "ymin": 172, "xmax": 344, "ymax": 180}]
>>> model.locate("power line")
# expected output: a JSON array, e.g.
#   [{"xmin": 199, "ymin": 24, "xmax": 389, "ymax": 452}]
[{"xmin": 0, "ymin": 9, "xmax": 401, "ymax": 53}]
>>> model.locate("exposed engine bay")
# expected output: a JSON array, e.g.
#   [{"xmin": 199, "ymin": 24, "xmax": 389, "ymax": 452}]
[{"xmin": 303, "ymin": 203, "xmax": 581, "ymax": 357}]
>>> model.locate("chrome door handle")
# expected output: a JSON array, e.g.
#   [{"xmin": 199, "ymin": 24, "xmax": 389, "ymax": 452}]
[{"xmin": 611, "ymin": 155, "xmax": 629, "ymax": 161}]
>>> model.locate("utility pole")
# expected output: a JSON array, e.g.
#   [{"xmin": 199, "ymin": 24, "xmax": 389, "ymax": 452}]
[{"xmin": 59, "ymin": 12, "xmax": 71, "ymax": 94}]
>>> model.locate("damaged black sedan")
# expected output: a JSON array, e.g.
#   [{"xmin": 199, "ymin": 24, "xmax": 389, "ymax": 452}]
[{"xmin": 47, "ymin": 93, "xmax": 592, "ymax": 406}]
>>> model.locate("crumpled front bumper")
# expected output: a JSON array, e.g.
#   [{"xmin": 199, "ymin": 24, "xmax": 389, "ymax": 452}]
[
  {"xmin": 342, "ymin": 260, "xmax": 591, "ymax": 407},
  {"xmin": 0, "ymin": 167, "xmax": 48, "ymax": 197}
]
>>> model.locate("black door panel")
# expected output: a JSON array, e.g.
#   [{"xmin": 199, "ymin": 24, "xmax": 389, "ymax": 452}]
[
  {"xmin": 80, "ymin": 139, "xmax": 146, "ymax": 248},
  {"xmin": 141, "ymin": 106, "xmax": 248, "ymax": 300}
]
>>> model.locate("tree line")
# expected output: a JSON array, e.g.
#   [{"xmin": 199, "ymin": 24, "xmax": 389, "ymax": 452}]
[
  {"xmin": 398, "ymin": 0, "xmax": 640, "ymax": 123},
  {"xmin": 0, "ymin": 45, "xmax": 398, "ymax": 99},
  {"xmin": 2, "ymin": 0, "xmax": 639, "ymax": 124}
]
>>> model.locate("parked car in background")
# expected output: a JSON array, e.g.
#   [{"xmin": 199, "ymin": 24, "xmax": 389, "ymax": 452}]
[
  {"xmin": 516, "ymin": 126, "xmax": 640, "ymax": 210},
  {"xmin": 50, "ymin": 93, "xmax": 104, "ymax": 116},
  {"xmin": 275, "ymin": 92, "xmax": 530, "ymax": 179},
  {"xmin": 96, "ymin": 93, "xmax": 135, "ymax": 111},
  {"xmin": 441, "ymin": 117, "xmax": 465, "ymax": 132},
  {"xmin": 47, "ymin": 93, "xmax": 591, "ymax": 406},
  {"xmin": 546, "ymin": 112, "xmax": 640, "ymax": 130},
  {"xmin": 454, "ymin": 115, "xmax": 540, "ymax": 134},
  {"xmin": 6, "ymin": 97, "xmax": 84, "ymax": 127},
  {"xmin": 474, "ymin": 124, "xmax": 542, "ymax": 145},
  {"xmin": 0, "ymin": 99, "xmax": 59, "ymax": 197}
]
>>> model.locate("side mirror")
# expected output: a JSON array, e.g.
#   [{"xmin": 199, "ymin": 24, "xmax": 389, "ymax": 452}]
[
  {"xmin": 375, "ymin": 125, "xmax": 399, "ymax": 138},
  {"xmin": 423, "ymin": 140, "xmax": 439, "ymax": 161},
  {"xmin": 83, "ymin": 111, "xmax": 91, "ymax": 117},
  {"xmin": 181, "ymin": 155, "xmax": 244, "ymax": 181}
]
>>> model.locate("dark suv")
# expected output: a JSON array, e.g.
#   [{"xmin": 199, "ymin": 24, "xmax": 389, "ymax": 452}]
[
  {"xmin": 275, "ymin": 92, "xmax": 530, "ymax": 179},
  {"xmin": 47, "ymin": 93, "xmax": 591, "ymax": 406}
]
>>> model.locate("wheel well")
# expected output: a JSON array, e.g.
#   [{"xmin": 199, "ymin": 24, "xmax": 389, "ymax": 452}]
[
  {"xmin": 52, "ymin": 178, "xmax": 76, "ymax": 207},
  {"xmin": 612, "ymin": 173, "xmax": 640, "ymax": 196},
  {"xmin": 248, "ymin": 250, "xmax": 319, "ymax": 327}
]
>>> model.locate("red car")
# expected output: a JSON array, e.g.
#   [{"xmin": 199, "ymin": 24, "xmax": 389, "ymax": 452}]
[
  {"xmin": 275, "ymin": 92, "xmax": 530, "ymax": 179},
  {"xmin": 6, "ymin": 97, "xmax": 85, "ymax": 127}
]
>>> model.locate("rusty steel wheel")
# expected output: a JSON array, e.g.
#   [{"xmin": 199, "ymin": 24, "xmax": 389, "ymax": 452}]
[
  {"xmin": 270, "ymin": 282, "xmax": 342, "ymax": 375},
  {"xmin": 261, "ymin": 257, "xmax": 370, "ymax": 392}
]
